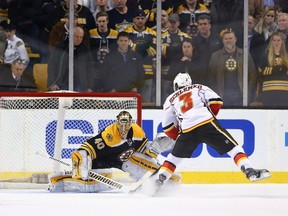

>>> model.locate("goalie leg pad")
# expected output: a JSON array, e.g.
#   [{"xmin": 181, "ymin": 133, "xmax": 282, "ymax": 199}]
[
  {"xmin": 48, "ymin": 169, "xmax": 113, "ymax": 193},
  {"xmin": 122, "ymin": 152, "xmax": 160, "ymax": 181},
  {"xmin": 122, "ymin": 152, "xmax": 182, "ymax": 184},
  {"xmin": 72, "ymin": 150, "xmax": 92, "ymax": 180}
]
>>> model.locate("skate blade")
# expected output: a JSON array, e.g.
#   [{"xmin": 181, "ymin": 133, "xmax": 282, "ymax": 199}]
[{"xmin": 249, "ymin": 172, "xmax": 272, "ymax": 182}]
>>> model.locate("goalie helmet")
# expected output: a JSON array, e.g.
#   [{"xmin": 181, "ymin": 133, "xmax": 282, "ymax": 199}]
[
  {"xmin": 173, "ymin": 72, "xmax": 192, "ymax": 91},
  {"xmin": 116, "ymin": 111, "xmax": 132, "ymax": 139}
]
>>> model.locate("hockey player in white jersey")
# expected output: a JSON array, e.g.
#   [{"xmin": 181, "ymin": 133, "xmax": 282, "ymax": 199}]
[{"xmin": 147, "ymin": 72, "xmax": 271, "ymax": 195}]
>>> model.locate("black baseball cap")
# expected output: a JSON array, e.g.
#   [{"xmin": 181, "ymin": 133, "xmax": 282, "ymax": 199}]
[
  {"xmin": 0, "ymin": 19, "xmax": 16, "ymax": 31},
  {"xmin": 133, "ymin": 9, "xmax": 146, "ymax": 18}
]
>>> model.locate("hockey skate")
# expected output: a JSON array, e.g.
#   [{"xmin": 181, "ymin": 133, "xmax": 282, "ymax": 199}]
[{"xmin": 241, "ymin": 166, "xmax": 271, "ymax": 182}]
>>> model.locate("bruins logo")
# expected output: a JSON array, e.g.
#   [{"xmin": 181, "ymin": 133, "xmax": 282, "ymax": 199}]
[
  {"xmin": 119, "ymin": 148, "xmax": 135, "ymax": 162},
  {"xmin": 106, "ymin": 133, "xmax": 113, "ymax": 142},
  {"xmin": 225, "ymin": 57, "xmax": 237, "ymax": 72}
]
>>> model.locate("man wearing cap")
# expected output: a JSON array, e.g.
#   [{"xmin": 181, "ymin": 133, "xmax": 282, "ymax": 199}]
[
  {"xmin": 208, "ymin": 29, "xmax": 256, "ymax": 107},
  {"xmin": 124, "ymin": 9, "xmax": 156, "ymax": 104},
  {"xmin": 0, "ymin": 19, "xmax": 29, "ymax": 70}
]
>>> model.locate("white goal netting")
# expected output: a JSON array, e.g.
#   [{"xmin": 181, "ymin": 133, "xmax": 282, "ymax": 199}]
[{"xmin": 0, "ymin": 92, "xmax": 141, "ymax": 188}]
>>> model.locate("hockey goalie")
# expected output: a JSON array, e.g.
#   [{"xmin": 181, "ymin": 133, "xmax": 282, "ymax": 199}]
[{"xmin": 48, "ymin": 111, "xmax": 181, "ymax": 192}]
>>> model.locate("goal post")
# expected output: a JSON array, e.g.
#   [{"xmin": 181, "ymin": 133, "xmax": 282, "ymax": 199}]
[{"xmin": 0, "ymin": 92, "xmax": 142, "ymax": 187}]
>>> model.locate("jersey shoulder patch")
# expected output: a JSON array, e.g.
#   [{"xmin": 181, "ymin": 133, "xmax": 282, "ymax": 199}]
[
  {"xmin": 101, "ymin": 123, "xmax": 122, "ymax": 147},
  {"xmin": 16, "ymin": 40, "xmax": 24, "ymax": 47}
]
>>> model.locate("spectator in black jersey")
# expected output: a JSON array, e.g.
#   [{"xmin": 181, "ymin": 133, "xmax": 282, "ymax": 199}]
[
  {"xmin": 0, "ymin": 58, "xmax": 36, "ymax": 92},
  {"xmin": 256, "ymin": 31, "xmax": 288, "ymax": 107},
  {"xmin": 101, "ymin": 31, "xmax": 145, "ymax": 92},
  {"xmin": 89, "ymin": 11, "xmax": 118, "ymax": 64},
  {"xmin": 139, "ymin": 0, "xmax": 173, "ymax": 28},
  {"xmin": 124, "ymin": 9, "xmax": 156, "ymax": 104},
  {"xmin": 107, "ymin": 0, "xmax": 135, "ymax": 32},
  {"xmin": 173, "ymin": 0, "xmax": 210, "ymax": 37},
  {"xmin": 89, "ymin": 11, "xmax": 118, "ymax": 91}
]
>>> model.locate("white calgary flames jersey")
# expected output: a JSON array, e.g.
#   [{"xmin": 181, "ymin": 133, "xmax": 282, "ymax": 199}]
[{"xmin": 162, "ymin": 84, "xmax": 222, "ymax": 133}]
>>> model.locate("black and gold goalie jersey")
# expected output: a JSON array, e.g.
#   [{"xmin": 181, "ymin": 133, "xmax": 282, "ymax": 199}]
[{"xmin": 78, "ymin": 123, "xmax": 148, "ymax": 169}]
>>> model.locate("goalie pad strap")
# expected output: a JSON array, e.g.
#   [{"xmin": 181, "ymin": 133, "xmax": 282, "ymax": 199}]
[
  {"xmin": 122, "ymin": 152, "xmax": 160, "ymax": 180},
  {"xmin": 129, "ymin": 153, "xmax": 159, "ymax": 172}
]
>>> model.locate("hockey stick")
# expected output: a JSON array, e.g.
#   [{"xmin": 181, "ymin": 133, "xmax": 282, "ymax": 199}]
[{"xmin": 35, "ymin": 151, "xmax": 152, "ymax": 193}]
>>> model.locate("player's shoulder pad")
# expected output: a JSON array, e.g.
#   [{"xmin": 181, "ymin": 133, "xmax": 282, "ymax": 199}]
[
  {"xmin": 131, "ymin": 123, "xmax": 146, "ymax": 139},
  {"xmin": 101, "ymin": 123, "xmax": 122, "ymax": 146}
]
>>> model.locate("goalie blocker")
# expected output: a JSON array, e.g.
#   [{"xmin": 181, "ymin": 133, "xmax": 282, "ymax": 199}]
[{"xmin": 48, "ymin": 111, "xmax": 181, "ymax": 193}]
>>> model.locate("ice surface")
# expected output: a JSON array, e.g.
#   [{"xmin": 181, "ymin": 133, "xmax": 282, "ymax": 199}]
[{"xmin": 0, "ymin": 184, "xmax": 287, "ymax": 216}]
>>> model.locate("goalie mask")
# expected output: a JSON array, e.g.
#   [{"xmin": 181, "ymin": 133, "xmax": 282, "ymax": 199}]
[
  {"xmin": 173, "ymin": 72, "xmax": 192, "ymax": 91},
  {"xmin": 116, "ymin": 111, "xmax": 132, "ymax": 139}
]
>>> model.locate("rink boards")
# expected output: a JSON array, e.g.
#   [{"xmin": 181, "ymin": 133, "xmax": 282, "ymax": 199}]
[{"xmin": 0, "ymin": 109, "xmax": 287, "ymax": 184}]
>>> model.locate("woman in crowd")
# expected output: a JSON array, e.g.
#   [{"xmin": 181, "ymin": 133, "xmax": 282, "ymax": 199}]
[
  {"xmin": 254, "ymin": 7, "xmax": 278, "ymax": 41},
  {"xmin": 167, "ymin": 38, "xmax": 201, "ymax": 88},
  {"xmin": 257, "ymin": 31, "xmax": 288, "ymax": 107}
]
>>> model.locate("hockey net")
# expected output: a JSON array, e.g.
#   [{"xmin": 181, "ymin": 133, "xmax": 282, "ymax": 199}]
[{"xmin": 0, "ymin": 92, "xmax": 141, "ymax": 189}]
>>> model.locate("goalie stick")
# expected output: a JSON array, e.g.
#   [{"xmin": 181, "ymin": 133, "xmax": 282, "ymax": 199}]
[{"xmin": 35, "ymin": 151, "xmax": 152, "ymax": 193}]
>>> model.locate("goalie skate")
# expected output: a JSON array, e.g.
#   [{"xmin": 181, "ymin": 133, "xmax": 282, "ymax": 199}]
[{"xmin": 241, "ymin": 166, "xmax": 271, "ymax": 182}]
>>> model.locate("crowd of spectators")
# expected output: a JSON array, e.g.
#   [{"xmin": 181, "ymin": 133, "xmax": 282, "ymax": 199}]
[{"xmin": 0, "ymin": 0, "xmax": 288, "ymax": 108}]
